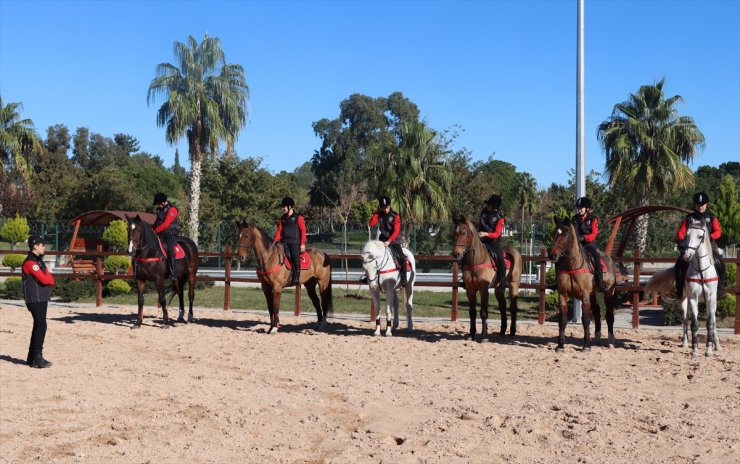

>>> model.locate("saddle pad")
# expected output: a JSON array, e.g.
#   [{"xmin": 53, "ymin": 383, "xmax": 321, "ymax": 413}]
[
  {"xmin": 492, "ymin": 254, "xmax": 513, "ymax": 270},
  {"xmin": 285, "ymin": 252, "xmax": 311, "ymax": 270},
  {"xmin": 158, "ymin": 240, "xmax": 186, "ymax": 260},
  {"xmin": 588, "ymin": 258, "xmax": 607, "ymax": 273}
]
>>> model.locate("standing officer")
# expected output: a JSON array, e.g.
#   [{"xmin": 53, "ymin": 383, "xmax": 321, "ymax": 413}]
[
  {"xmin": 153, "ymin": 192, "xmax": 179, "ymax": 280},
  {"xmin": 273, "ymin": 197, "xmax": 306, "ymax": 287},
  {"xmin": 675, "ymin": 191, "xmax": 725, "ymax": 300},
  {"xmin": 572, "ymin": 197, "xmax": 607, "ymax": 291},
  {"xmin": 478, "ymin": 194, "xmax": 507, "ymax": 288},
  {"xmin": 368, "ymin": 196, "xmax": 407, "ymax": 287},
  {"xmin": 22, "ymin": 235, "xmax": 55, "ymax": 368}
]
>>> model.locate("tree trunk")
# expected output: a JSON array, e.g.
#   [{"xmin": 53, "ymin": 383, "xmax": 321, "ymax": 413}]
[
  {"xmin": 188, "ymin": 154, "xmax": 202, "ymax": 245},
  {"xmin": 634, "ymin": 194, "xmax": 650, "ymax": 253}
]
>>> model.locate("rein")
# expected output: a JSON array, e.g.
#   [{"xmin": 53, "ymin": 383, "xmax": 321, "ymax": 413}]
[{"xmin": 552, "ymin": 229, "xmax": 588, "ymax": 275}]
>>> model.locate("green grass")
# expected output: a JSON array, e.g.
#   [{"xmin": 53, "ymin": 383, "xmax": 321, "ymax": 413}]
[{"xmin": 77, "ymin": 285, "xmax": 544, "ymax": 319}]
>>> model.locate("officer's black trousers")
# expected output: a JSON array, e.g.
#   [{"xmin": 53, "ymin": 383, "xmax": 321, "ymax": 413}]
[
  {"xmin": 283, "ymin": 243, "xmax": 301, "ymax": 284},
  {"xmin": 26, "ymin": 301, "xmax": 48, "ymax": 361}
]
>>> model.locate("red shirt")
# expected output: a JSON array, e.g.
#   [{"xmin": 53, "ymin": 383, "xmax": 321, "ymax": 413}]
[
  {"xmin": 22, "ymin": 259, "xmax": 55, "ymax": 286},
  {"xmin": 369, "ymin": 211, "xmax": 401, "ymax": 243},
  {"xmin": 154, "ymin": 205, "xmax": 179, "ymax": 234},
  {"xmin": 676, "ymin": 214, "xmax": 721, "ymax": 241},
  {"xmin": 274, "ymin": 213, "xmax": 306, "ymax": 245}
]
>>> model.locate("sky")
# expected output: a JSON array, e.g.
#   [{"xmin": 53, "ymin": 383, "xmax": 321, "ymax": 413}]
[{"xmin": 1, "ymin": 0, "xmax": 738, "ymax": 190}]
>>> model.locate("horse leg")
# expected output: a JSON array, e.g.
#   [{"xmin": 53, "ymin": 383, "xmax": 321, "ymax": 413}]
[
  {"xmin": 495, "ymin": 287, "xmax": 507, "ymax": 336},
  {"xmin": 134, "ymin": 279, "xmax": 146, "ymax": 328},
  {"xmin": 270, "ymin": 287, "xmax": 282, "ymax": 334},
  {"xmin": 706, "ymin": 286, "xmax": 719, "ymax": 356},
  {"xmin": 392, "ymin": 285, "xmax": 400, "ymax": 332},
  {"xmin": 371, "ymin": 289, "xmax": 383, "ymax": 336},
  {"xmin": 318, "ymin": 274, "xmax": 332, "ymax": 325},
  {"xmin": 591, "ymin": 294, "xmax": 602, "ymax": 344},
  {"xmin": 176, "ymin": 274, "xmax": 186, "ymax": 323},
  {"xmin": 580, "ymin": 297, "xmax": 592, "ymax": 352},
  {"xmin": 466, "ymin": 288, "xmax": 478, "ymax": 339},
  {"xmin": 404, "ymin": 282, "xmax": 414, "ymax": 332},
  {"xmin": 688, "ymin": 297, "xmax": 699, "ymax": 357},
  {"xmin": 556, "ymin": 293, "xmax": 569, "ymax": 352},
  {"xmin": 605, "ymin": 291, "xmax": 616, "ymax": 348},
  {"xmin": 479, "ymin": 288, "xmax": 490, "ymax": 342},
  {"xmin": 385, "ymin": 283, "xmax": 394, "ymax": 337},
  {"xmin": 305, "ymin": 279, "xmax": 324, "ymax": 329},
  {"xmin": 187, "ymin": 272, "xmax": 196, "ymax": 322},
  {"xmin": 681, "ymin": 297, "xmax": 690, "ymax": 349},
  {"xmin": 156, "ymin": 280, "xmax": 170, "ymax": 328}
]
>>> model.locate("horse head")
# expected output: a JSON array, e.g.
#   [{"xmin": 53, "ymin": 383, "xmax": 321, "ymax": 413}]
[
  {"xmin": 451, "ymin": 215, "xmax": 474, "ymax": 260},
  {"xmin": 682, "ymin": 218, "xmax": 711, "ymax": 264},
  {"xmin": 548, "ymin": 216, "xmax": 575, "ymax": 263},
  {"xmin": 235, "ymin": 221, "xmax": 256, "ymax": 261},
  {"xmin": 361, "ymin": 241, "xmax": 386, "ymax": 291},
  {"xmin": 125, "ymin": 214, "xmax": 147, "ymax": 256}
]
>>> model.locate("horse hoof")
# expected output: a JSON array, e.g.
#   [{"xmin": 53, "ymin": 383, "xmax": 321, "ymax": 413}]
[
  {"xmin": 268, "ymin": 326, "xmax": 279, "ymax": 335},
  {"xmin": 555, "ymin": 346, "xmax": 565, "ymax": 352},
  {"xmin": 132, "ymin": 324, "xmax": 141, "ymax": 330},
  {"xmin": 705, "ymin": 350, "xmax": 714, "ymax": 357},
  {"xmin": 479, "ymin": 337, "xmax": 490, "ymax": 344},
  {"xmin": 177, "ymin": 317, "xmax": 186, "ymax": 323},
  {"xmin": 581, "ymin": 346, "xmax": 591, "ymax": 352},
  {"xmin": 374, "ymin": 330, "xmax": 381, "ymax": 337},
  {"xmin": 385, "ymin": 330, "xmax": 393, "ymax": 337}
]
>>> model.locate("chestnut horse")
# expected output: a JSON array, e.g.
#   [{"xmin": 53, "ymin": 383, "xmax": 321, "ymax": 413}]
[
  {"xmin": 548, "ymin": 216, "xmax": 618, "ymax": 352},
  {"xmin": 126, "ymin": 215, "xmax": 199, "ymax": 327},
  {"xmin": 236, "ymin": 222, "xmax": 332, "ymax": 334},
  {"xmin": 452, "ymin": 216, "xmax": 522, "ymax": 340}
]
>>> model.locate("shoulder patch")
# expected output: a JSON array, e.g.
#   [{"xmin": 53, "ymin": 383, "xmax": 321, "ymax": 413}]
[{"xmin": 32, "ymin": 264, "xmax": 40, "ymax": 271}]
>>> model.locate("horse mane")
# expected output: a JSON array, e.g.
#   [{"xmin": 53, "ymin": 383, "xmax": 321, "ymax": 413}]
[
  {"xmin": 248, "ymin": 223, "xmax": 275, "ymax": 250},
  {"xmin": 687, "ymin": 219, "xmax": 715, "ymax": 266}
]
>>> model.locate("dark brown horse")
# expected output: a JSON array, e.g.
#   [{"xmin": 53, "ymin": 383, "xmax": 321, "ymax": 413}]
[
  {"xmin": 548, "ymin": 216, "xmax": 618, "ymax": 351},
  {"xmin": 236, "ymin": 222, "xmax": 332, "ymax": 334},
  {"xmin": 452, "ymin": 216, "xmax": 523, "ymax": 340},
  {"xmin": 126, "ymin": 215, "xmax": 199, "ymax": 327}
]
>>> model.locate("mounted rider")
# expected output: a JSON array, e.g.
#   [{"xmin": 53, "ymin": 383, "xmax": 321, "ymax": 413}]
[
  {"xmin": 273, "ymin": 196, "xmax": 306, "ymax": 287},
  {"xmin": 572, "ymin": 197, "xmax": 607, "ymax": 292},
  {"xmin": 675, "ymin": 191, "xmax": 725, "ymax": 300},
  {"xmin": 152, "ymin": 192, "xmax": 179, "ymax": 280},
  {"xmin": 368, "ymin": 196, "xmax": 407, "ymax": 287},
  {"xmin": 478, "ymin": 194, "xmax": 507, "ymax": 288}
]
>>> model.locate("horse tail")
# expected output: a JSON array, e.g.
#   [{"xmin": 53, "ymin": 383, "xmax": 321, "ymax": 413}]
[
  {"xmin": 323, "ymin": 251, "xmax": 333, "ymax": 317},
  {"xmin": 645, "ymin": 267, "xmax": 675, "ymax": 298}
]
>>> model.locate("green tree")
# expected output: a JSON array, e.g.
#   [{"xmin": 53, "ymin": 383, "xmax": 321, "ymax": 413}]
[
  {"xmin": 597, "ymin": 78, "xmax": 705, "ymax": 252},
  {"xmin": 147, "ymin": 35, "xmax": 250, "ymax": 243},
  {"xmin": 0, "ymin": 97, "xmax": 40, "ymax": 179},
  {"xmin": 714, "ymin": 174, "xmax": 740, "ymax": 248},
  {"xmin": 102, "ymin": 220, "xmax": 129, "ymax": 250},
  {"xmin": 369, "ymin": 120, "xmax": 451, "ymax": 242},
  {"xmin": 513, "ymin": 172, "xmax": 538, "ymax": 247},
  {"xmin": 0, "ymin": 214, "xmax": 30, "ymax": 250}
]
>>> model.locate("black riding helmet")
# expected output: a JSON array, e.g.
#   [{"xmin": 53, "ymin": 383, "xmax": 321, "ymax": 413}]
[
  {"xmin": 378, "ymin": 195, "xmax": 391, "ymax": 207},
  {"xmin": 575, "ymin": 197, "xmax": 591, "ymax": 209},
  {"xmin": 280, "ymin": 197, "xmax": 295, "ymax": 208},
  {"xmin": 693, "ymin": 191, "xmax": 709, "ymax": 205},
  {"xmin": 153, "ymin": 192, "xmax": 167, "ymax": 205},
  {"xmin": 28, "ymin": 235, "xmax": 45, "ymax": 249},
  {"xmin": 484, "ymin": 194, "xmax": 502, "ymax": 208}
]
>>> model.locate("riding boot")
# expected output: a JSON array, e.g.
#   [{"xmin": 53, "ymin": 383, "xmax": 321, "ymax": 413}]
[
  {"xmin": 29, "ymin": 350, "xmax": 52, "ymax": 368},
  {"xmin": 291, "ymin": 267, "xmax": 301, "ymax": 285},
  {"xmin": 715, "ymin": 259, "xmax": 727, "ymax": 300},
  {"xmin": 168, "ymin": 256, "xmax": 177, "ymax": 281},
  {"xmin": 594, "ymin": 269, "xmax": 607, "ymax": 292},
  {"xmin": 674, "ymin": 260, "xmax": 685, "ymax": 300},
  {"xmin": 399, "ymin": 268, "xmax": 407, "ymax": 288}
]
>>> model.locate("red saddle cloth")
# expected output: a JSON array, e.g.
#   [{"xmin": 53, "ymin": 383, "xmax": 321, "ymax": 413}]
[
  {"xmin": 492, "ymin": 253, "xmax": 513, "ymax": 270},
  {"xmin": 588, "ymin": 258, "xmax": 607, "ymax": 273},
  {"xmin": 284, "ymin": 252, "xmax": 311, "ymax": 270},
  {"xmin": 158, "ymin": 240, "xmax": 186, "ymax": 260},
  {"xmin": 391, "ymin": 257, "xmax": 412, "ymax": 272}
]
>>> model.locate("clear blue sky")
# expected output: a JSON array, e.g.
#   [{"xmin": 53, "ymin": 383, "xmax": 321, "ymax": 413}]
[{"xmin": 1, "ymin": 0, "xmax": 738, "ymax": 189}]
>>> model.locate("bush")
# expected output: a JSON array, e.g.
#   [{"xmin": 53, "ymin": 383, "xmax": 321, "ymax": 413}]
[
  {"xmin": 103, "ymin": 220, "xmax": 129, "ymax": 250},
  {"xmin": 2, "ymin": 276, "xmax": 22, "ymax": 300},
  {"xmin": 661, "ymin": 298, "xmax": 683, "ymax": 326},
  {"xmin": 545, "ymin": 291, "xmax": 560, "ymax": 312},
  {"xmin": 717, "ymin": 293, "xmax": 736, "ymax": 318},
  {"xmin": 545, "ymin": 268, "xmax": 556, "ymax": 287},
  {"xmin": 106, "ymin": 279, "xmax": 131, "ymax": 296},
  {"xmin": 52, "ymin": 279, "xmax": 95, "ymax": 302},
  {"xmin": 725, "ymin": 262, "xmax": 736, "ymax": 288},
  {"xmin": 104, "ymin": 255, "xmax": 131, "ymax": 274},
  {"xmin": 2, "ymin": 254, "xmax": 25, "ymax": 271},
  {"xmin": 0, "ymin": 214, "xmax": 30, "ymax": 250}
]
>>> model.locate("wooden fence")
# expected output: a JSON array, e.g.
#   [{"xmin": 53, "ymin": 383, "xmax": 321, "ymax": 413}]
[{"xmin": 2, "ymin": 246, "xmax": 738, "ymax": 334}]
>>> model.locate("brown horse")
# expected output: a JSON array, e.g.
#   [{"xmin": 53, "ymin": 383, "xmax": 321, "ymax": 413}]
[
  {"xmin": 126, "ymin": 215, "xmax": 199, "ymax": 327},
  {"xmin": 452, "ymin": 216, "xmax": 522, "ymax": 340},
  {"xmin": 547, "ymin": 216, "xmax": 618, "ymax": 351},
  {"xmin": 236, "ymin": 222, "xmax": 332, "ymax": 334}
]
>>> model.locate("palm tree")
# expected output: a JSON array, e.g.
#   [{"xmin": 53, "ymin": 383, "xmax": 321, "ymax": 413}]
[
  {"xmin": 370, "ymin": 120, "xmax": 451, "ymax": 243},
  {"xmin": 0, "ymin": 96, "xmax": 40, "ymax": 179},
  {"xmin": 147, "ymin": 35, "xmax": 249, "ymax": 242},
  {"xmin": 597, "ymin": 79, "xmax": 704, "ymax": 252},
  {"xmin": 513, "ymin": 172, "xmax": 538, "ymax": 251}
]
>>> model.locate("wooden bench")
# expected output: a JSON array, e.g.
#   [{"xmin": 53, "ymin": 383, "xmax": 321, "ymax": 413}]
[{"xmin": 69, "ymin": 238, "xmax": 106, "ymax": 274}]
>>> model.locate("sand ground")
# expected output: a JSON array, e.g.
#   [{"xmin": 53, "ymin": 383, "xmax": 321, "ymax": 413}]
[{"xmin": 1, "ymin": 301, "xmax": 738, "ymax": 463}]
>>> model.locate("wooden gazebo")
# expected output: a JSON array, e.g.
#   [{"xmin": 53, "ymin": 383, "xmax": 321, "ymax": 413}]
[
  {"xmin": 604, "ymin": 205, "xmax": 691, "ymax": 258},
  {"xmin": 67, "ymin": 210, "xmax": 156, "ymax": 273}
]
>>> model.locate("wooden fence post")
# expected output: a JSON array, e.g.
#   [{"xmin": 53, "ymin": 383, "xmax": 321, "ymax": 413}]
[
  {"xmin": 632, "ymin": 248, "xmax": 641, "ymax": 329},
  {"xmin": 95, "ymin": 244, "xmax": 103, "ymax": 308},
  {"xmin": 451, "ymin": 261, "xmax": 459, "ymax": 321},
  {"xmin": 224, "ymin": 245, "xmax": 231, "ymax": 311},
  {"xmin": 538, "ymin": 249, "xmax": 547, "ymax": 325}
]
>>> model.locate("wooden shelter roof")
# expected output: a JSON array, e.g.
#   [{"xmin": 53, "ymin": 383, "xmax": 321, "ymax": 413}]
[
  {"xmin": 68, "ymin": 210, "xmax": 156, "ymax": 226},
  {"xmin": 604, "ymin": 205, "xmax": 691, "ymax": 257}
]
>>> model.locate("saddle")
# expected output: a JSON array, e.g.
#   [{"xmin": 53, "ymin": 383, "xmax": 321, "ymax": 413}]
[
  {"xmin": 157, "ymin": 239, "xmax": 186, "ymax": 260},
  {"xmin": 586, "ymin": 255, "xmax": 607, "ymax": 273},
  {"xmin": 284, "ymin": 252, "xmax": 311, "ymax": 271},
  {"xmin": 488, "ymin": 251, "xmax": 512, "ymax": 270}
]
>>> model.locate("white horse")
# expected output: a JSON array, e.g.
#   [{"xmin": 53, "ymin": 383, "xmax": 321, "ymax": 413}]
[
  {"xmin": 681, "ymin": 219, "xmax": 721, "ymax": 356},
  {"xmin": 360, "ymin": 240, "xmax": 416, "ymax": 336}
]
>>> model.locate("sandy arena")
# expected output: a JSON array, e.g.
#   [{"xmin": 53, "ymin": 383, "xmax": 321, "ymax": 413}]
[{"xmin": 1, "ymin": 301, "xmax": 738, "ymax": 463}]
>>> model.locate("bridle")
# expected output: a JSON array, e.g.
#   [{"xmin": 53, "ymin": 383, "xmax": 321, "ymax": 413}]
[
  {"xmin": 551, "ymin": 227, "xmax": 587, "ymax": 270},
  {"xmin": 684, "ymin": 224, "xmax": 713, "ymax": 274},
  {"xmin": 362, "ymin": 246, "xmax": 393, "ymax": 290}
]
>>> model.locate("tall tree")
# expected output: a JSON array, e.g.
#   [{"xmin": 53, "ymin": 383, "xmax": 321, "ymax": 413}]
[
  {"xmin": 0, "ymin": 97, "xmax": 40, "ymax": 182},
  {"xmin": 147, "ymin": 35, "xmax": 249, "ymax": 243},
  {"xmin": 513, "ymin": 172, "xmax": 538, "ymax": 248},
  {"xmin": 597, "ymin": 79, "xmax": 705, "ymax": 252},
  {"xmin": 369, "ymin": 120, "xmax": 451, "ymax": 241},
  {"xmin": 714, "ymin": 174, "xmax": 740, "ymax": 248}
]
